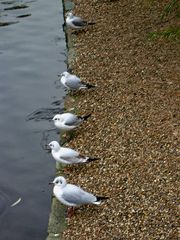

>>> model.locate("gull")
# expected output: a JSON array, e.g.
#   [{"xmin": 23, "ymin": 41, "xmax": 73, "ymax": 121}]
[
  {"xmin": 48, "ymin": 141, "xmax": 99, "ymax": 164},
  {"xmin": 52, "ymin": 112, "xmax": 91, "ymax": 131},
  {"xmin": 60, "ymin": 71, "xmax": 95, "ymax": 90},
  {"xmin": 49, "ymin": 176, "xmax": 108, "ymax": 217},
  {"xmin": 66, "ymin": 12, "xmax": 95, "ymax": 29}
]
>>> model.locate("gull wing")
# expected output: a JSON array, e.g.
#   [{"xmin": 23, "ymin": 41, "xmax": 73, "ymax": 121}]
[
  {"xmin": 72, "ymin": 16, "xmax": 87, "ymax": 27},
  {"xmin": 59, "ymin": 147, "xmax": 82, "ymax": 163},
  {"xmin": 62, "ymin": 185, "xmax": 96, "ymax": 205},
  {"xmin": 65, "ymin": 75, "xmax": 81, "ymax": 89},
  {"xmin": 62, "ymin": 113, "xmax": 80, "ymax": 126}
]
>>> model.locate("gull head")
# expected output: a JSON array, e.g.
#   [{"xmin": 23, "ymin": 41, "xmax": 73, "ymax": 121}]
[
  {"xmin": 52, "ymin": 114, "xmax": 61, "ymax": 122},
  {"xmin": 52, "ymin": 176, "xmax": 67, "ymax": 188},
  {"xmin": 66, "ymin": 12, "xmax": 73, "ymax": 18},
  {"xmin": 48, "ymin": 141, "xmax": 60, "ymax": 151},
  {"xmin": 60, "ymin": 71, "xmax": 69, "ymax": 77}
]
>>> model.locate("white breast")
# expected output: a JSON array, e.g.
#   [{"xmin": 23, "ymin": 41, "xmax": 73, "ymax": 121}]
[{"xmin": 61, "ymin": 76, "xmax": 68, "ymax": 89}]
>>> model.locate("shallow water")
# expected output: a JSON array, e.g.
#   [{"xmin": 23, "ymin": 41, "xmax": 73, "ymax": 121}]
[{"xmin": 0, "ymin": 0, "xmax": 66, "ymax": 239}]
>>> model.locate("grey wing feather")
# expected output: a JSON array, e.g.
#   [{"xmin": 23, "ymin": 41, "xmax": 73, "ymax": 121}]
[
  {"xmin": 64, "ymin": 114, "xmax": 81, "ymax": 126},
  {"xmin": 60, "ymin": 156, "xmax": 84, "ymax": 163},
  {"xmin": 66, "ymin": 76, "xmax": 81, "ymax": 89},
  {"xmin": 62, "ymin": 186, "xmax": 96, "ymax": 205},
  {"xmin": 60, "ymin": 156, "xmax": 78, "ymax": 163},
  {"xmin": 59, "ymin": 148, "xmax": 81, "ymax": 163},
  {"xmin": 72, "ymin": 17, "xmax": 87, "ymax": 27}
]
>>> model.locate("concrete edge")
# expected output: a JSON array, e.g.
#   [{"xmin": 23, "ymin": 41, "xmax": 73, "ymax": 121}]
[
  {"xmin": 46, "ymin": 163, "xmax": 67, "ymax": 240},
  {"xmin": 46, "ymin": 0, "xmax": 76, "ymax": 239}
]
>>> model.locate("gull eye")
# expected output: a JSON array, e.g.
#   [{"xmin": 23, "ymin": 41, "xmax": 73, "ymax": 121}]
[{"xmin": 55, "ymin": 180, "xmax": 59, "ymax": 184}]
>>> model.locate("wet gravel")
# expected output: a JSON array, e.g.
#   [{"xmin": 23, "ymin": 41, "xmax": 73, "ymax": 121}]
[{"xmin": 61, "ymin": 0, "xmax": 179, "ymax": 239}]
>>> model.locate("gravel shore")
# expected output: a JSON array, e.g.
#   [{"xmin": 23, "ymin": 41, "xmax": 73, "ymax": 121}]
[{"xmin": 61, "ymin": 0, "xmax": 179, "ymax": 239}]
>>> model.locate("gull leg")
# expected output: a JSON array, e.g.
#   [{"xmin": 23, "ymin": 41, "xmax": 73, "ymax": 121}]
[
  {"xmin": 62, "ymin": 132, "xmax": 68, "ymax": 138},
  {"xmin": 67, "ymin": 207, "xmax": 74, "ymax": 218},
  {"xmin": 63, "ymin": 164, "xmax": 79, "ymax": 174},
  {"xmin": 63, "ymin": 166, "xmax": 72, "ymax": 174},
  {"xmin": 62, "ymin": 131, "xmax": 75, "ymax": 143},
  {"xmin": 72, "ymin": 29, "xmax": 87, "ymax": 35},
  {"xmin": 68, "ymin": 130, "xmax": 76, "ymax": 141},
  {"xmin": 71, "ymin": 29, "xmax": 80, "ymax": 35}
]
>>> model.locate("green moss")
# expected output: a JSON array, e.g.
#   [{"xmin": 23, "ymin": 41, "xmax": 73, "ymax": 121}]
[
  {"xmin": 161, "ymin": 0, "xmax": 179, "ymax": 20},
  {"xmin": 148, "ymin": 26, "xmax": 180, "ymax": 40}
]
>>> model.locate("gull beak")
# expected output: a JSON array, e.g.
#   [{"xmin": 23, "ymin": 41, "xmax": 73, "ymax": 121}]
[
  {"xmin": 43, "ymin": 143, "xmax": 51, "ymax": 150},
  {"xmin": 67, "ymin": 67, "xmax": 72, "ymax": 73},
  {"xmin": 49, "ymin": 182, "xmax": 54, "ymax": 185}
]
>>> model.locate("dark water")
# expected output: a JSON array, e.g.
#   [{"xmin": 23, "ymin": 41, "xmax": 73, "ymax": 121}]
[{"xmin": 0, "ymin": 0, "xmax": 66, "ymax": 239}]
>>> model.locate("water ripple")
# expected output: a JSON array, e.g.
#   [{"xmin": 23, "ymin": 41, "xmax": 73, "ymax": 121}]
[
  {"xmin": 26, "ymin": 107, "xmax": 64, "ymax": 121},
  {"xmin": 4, "ymin": 4, "xmax": 29, "ymax": 10},
  {"xmin": 0, "ymin": 190, "xmax": 9, "ymax": 217},
  {"xmin": 16, "ymin": 13, "xmax": 31, "ymax": 18},
  {"xmin": 0, "ymin": 0, "xmax": 32, "ymax": 27},
  {"xmin": 0, "ymin": 21, "xmax": 18, "ymax": 27}
]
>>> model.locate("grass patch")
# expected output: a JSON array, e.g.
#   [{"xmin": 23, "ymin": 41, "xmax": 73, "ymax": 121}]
[
  {"xmin": 148, "ymin": 26, "xmax": 180, "ymax": 40},
  {"xmin": 161, "ymin": 0, "xmax": 179, "ymax": 20}
]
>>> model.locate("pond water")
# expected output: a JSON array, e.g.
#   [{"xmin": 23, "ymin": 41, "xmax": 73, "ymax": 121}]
[{"xmin": 0, "ymin": 0, "xmax": 66, "ymax": 239}]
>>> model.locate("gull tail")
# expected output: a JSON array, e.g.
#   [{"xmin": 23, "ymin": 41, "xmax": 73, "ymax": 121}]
[
  {"xmin": 88, "ymin": 22, "xmax": 95, "ymax": 26},
  {"xmin": 85, "ymin": 82, "xmax": 96, "ymax": 89},
  {"xmin": 79, "ymin": 82, "xmax": 95, "ymax": 89},
  {"xmin": 94, "ymin": 196, "xmax": 109, "ymax": 205},
  {"xmin": 86, "ymin": 157, "xmax": 100, "ymax": 163},
  {"xmin": 79, "ymin": 113, "xmax": 91, "ymax": 121}
]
